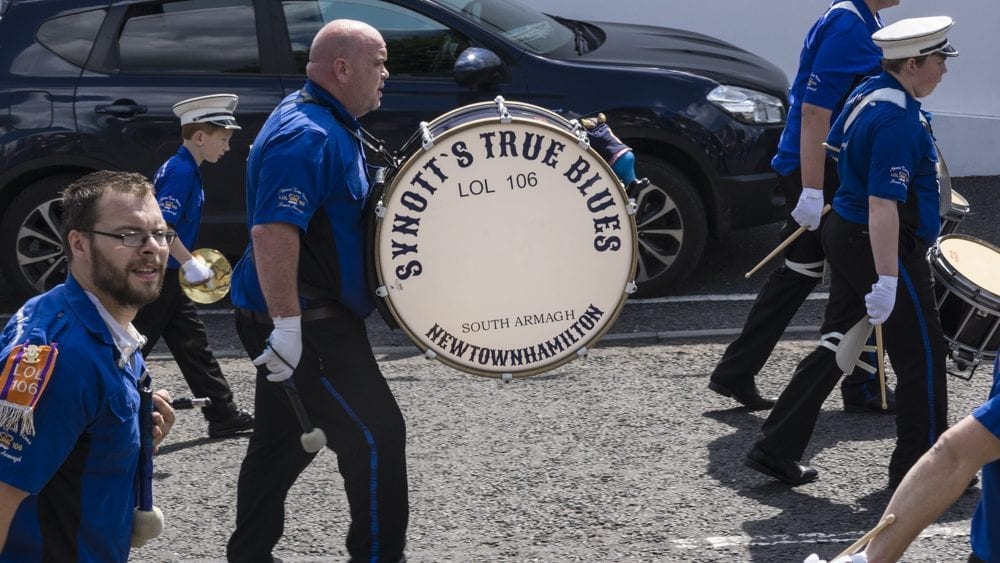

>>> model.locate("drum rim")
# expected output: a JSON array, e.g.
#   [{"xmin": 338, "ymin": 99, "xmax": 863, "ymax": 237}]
[
  {"xmin": 372, "ymin": 103, "xmax": 638, "ymax": 378},
  {"xmin": 930, "ymin": 234, "xmax": 1000, "ymax": 310}
]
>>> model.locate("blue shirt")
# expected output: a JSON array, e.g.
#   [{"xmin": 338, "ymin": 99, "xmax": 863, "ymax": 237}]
[
  {"xmin": 827, "ymin": 73, "xmax": 941, "ymax": 246},
  {"xmin": 153, "ymin": 145, "xmax": 204, "ymax": 270},
  {"xmin": 231, "ymin": 80, "xmax": 374, "ymax": 317},
  {"xmin": 0, "ymin": 275, "xmax": 143, "ymax": 562},
  {"xmin": 971, "ymin": 353, "xmax": 1000, "ymax": 561},
  {"xmin": 771, "ymin": 0, "xmax": 883, "ymax": 176}
]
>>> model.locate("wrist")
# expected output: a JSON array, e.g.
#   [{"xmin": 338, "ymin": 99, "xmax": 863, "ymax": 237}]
[
  {"xmin": 877, "ymin": 274, "xmax": 898, "ymax": 288},
  {"xmin": 272, "ymin": 315, "xmax": 302, "ymax": 330},
  {"xmin": 801, "ymin": 187, "xmax": 823, "ymax": 198}
]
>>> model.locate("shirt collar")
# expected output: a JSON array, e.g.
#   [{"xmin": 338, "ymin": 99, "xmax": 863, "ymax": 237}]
[{"xmin": 303, "ymin": 79, "xmax": 361, "ymax": 131}]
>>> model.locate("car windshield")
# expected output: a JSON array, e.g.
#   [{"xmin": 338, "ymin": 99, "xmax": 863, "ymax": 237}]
[{"xmin": 434, "ymin": 0, "xmax": 575, "ymax": 55}]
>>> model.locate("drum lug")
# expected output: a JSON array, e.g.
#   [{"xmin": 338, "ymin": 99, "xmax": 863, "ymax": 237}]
[
  {"xmin": 576, "ymin": 346, "xmax": 589, "ymax": 360},
  {"xmin": 569, "ymin": 120, "xmax": 591, "ymax": 150},
  {"xmin": 424, "ymin": 349, "xmax": 437, "ymax": 360},
  {"xmin": 626, "ymin": 199, "xmax": 638, "ymax": 215},
  {"xmin": 494, "ymin": 95, "xmax": 512, "ymax": 124},
  {"xmin": 375, "ymin": 285, "xmax": 389, "ymax": 298},
  {"xmin": 375, "ymin": 202, "xmax": 387, "ymax": 218},
  {"xmin": 419, "ymin": 121, "xmax": 434, "ymax": 151},
  {"xmin": 625, "ymin": 281, "xmax": 638, "ymax": 295},
  {"xmin": 501, "ymin": 373, "xmax": 513, "ymax": 383}
]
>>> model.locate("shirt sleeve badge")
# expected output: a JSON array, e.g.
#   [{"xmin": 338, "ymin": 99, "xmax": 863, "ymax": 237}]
[{"xmin": 0, "ymin": 343, "xmax": 58, "ymax": 437}]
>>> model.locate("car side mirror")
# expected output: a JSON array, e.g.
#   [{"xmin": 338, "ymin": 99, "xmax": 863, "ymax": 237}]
[{"xmin": 454, "ymin": 47, "xmax": 508, "ymax": 89}]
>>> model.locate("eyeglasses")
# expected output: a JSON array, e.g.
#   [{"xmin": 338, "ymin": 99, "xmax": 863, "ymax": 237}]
[{"xmin": 83, "ymin": 229, "xmax": 177, "ymax": 247}]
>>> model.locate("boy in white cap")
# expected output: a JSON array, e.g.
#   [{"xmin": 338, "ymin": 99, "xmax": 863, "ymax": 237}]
[
  {"xmin": 133, "ymin": 94, "xmax": 253, "ymax": 438},
  {"xmin": 747, "ymin": 16, "xmax": 958, "ymax": 492}
]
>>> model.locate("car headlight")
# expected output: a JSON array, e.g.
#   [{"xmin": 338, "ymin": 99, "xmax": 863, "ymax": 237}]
[{"xmin": 707, "ymin": 85, "xmax": 785, "ymax": 125}]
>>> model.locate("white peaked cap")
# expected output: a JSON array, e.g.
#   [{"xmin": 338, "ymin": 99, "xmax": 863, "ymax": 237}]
[
  {"xmin": 873, "ymin": 16, "xmax": 958, "ymax": 60},
  {"xmin": 172, "ymin": 93, "xmax": 241, "ymax": 130}
]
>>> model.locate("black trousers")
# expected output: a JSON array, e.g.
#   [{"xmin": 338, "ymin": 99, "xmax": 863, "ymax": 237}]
[
  {"xmin": 711, "ymin": 164, "xmax": 877, "ymax": 392},
  {"xmin": 227, "ymin": 311, "xmax": 408, "ymax": 562},
  {"xmin": 133, "ymin": 270, "xmax": 236, "ymax": 420},
  {"xmin": 756, "ymin": 212, "xmax": 948, "ymax": 483}
]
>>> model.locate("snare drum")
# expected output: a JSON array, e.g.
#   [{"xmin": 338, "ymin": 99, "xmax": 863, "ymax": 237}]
[
  {"xmin": 370, "ymin": 97, "xmax": 637, "ymax": 379},
  {"xmin": 929, "ymin": 234, "xmax": 1000, "ymax": 369},
  {"xmin": 939, "ymin": 189, "xmax": 970, "ymax": 236}
]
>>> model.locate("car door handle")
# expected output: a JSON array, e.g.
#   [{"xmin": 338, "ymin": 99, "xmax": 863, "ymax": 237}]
[{"xmin": 95, "ymin": 103, "xmax": 148, "ymax": 117}]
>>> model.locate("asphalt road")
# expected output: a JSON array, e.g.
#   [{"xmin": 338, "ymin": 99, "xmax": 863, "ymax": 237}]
[{"xmin": 136, "ymin": 339, "xmax": 987, "ymax": 562}]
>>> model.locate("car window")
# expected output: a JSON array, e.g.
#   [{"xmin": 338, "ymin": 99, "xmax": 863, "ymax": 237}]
[
  {"xmin": 434, "ymin": 0, "xmax": 572, "ymax": 55},
  {"xmin": 118, "ymin": 0, "xmax": 260, "ymax": 73},
  {"xmin": 36, "ymin": 9, "xmax": 106, "ymax": 68},
  {"xmin": 282, "ymin": 0, "xmax": 470, "ymax": 78}
]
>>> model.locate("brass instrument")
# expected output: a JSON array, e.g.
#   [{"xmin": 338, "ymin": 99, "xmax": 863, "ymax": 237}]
[{"xmin": 179, "ymin": 248, "xmax": 232, "ymax": 304}]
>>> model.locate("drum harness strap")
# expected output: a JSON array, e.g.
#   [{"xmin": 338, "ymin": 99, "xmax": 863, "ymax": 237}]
[
  {"xmin": 828, "ymin": 87, "xmax": 950, "ymax": 214},
  {"xmin": 296, "ymin": 91, "xmax": 401, "ymax": 170}
]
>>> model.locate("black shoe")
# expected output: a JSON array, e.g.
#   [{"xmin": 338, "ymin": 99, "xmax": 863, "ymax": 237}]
[
  {"xmin": 843, "ymin": 385, "xmax": 896, "ymax": 414},
  {"xmin": 208, "ymin": 409, "xmax": 254, "ymax": 438},
  {"xmin": 708, "ymin": 380, "xmax": 776, "ymax": 411},
  {"xmin": 745, "ymin": 446, "xmax": 818, "ymax": 485}
]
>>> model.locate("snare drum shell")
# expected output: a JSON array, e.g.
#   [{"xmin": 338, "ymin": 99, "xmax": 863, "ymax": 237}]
[
  {"xmin": 930, "ymin": 234, "xmax": 1000, "ymax": 363},
  {"xmin": 939, "ymin": 189, "xmax": 970, "ymax": 236}
]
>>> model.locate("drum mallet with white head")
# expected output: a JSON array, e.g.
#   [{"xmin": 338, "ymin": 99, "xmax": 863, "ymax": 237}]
[
  {"xmin": 282, "ymin": 379, "xmax": 327, "ymax": 453},
  {"xmin": 132, "ymin": 383, "xmax": 163, "ymax": 547}
]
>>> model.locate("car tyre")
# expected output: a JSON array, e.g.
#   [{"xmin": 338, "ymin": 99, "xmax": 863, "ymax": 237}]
[
  {"xmin": 0, "ymin": 174, "xmax": 78, "ymax": 302},
  {"xmin": 630, "ymin": 156, "xmax": 707, "ymax": 297}
]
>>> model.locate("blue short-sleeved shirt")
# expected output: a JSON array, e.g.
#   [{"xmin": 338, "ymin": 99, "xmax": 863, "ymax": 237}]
[
  {"xmin": 152, "ymin": 145, "xmax": 204, "ymax": 270},
  {"xmin": 827, "ymin": 73, "xmax": 941, "ymax": 246},
  {"xmin": 231, "ymin": 80, "xmax": 374, "ymax": 317},
  {"xmin": 771, "ymin": 0, "xmax": 884, "ymax": 176},
  {"xmin": 0, "ymin": 275, "xmax": 143, "ymax": 562},
  {"xmin": 971, "ymin": 353, "xmax": 1000, "ymax": 561}
]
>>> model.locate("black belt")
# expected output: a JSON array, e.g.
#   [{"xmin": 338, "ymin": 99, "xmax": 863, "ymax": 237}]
[{"xmin": 237, "ymin": 304, "xmax": 353, "ymax": 324}]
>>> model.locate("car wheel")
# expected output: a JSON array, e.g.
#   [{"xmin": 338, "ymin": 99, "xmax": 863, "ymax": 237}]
[
  {"xmin": 630, "ymin": 156, "xmax": 707, "ymax": 297},
  {"xmin": 0, "ymin": 174, "xmax": 77, "ymax": 302}
]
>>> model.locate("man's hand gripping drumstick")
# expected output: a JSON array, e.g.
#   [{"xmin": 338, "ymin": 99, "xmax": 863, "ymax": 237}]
[
  {"xmin": 745, "ymin": 204, "xmax": 831, "ymax": 279},
  {"xmin": 254, "ymin": 315, "xmax": 327, "ymax": 453}
]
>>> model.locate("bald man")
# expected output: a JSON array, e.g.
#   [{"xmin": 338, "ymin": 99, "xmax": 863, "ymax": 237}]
[{"xmin": 227, "ymin": 20, "xmax": 407, "ymax": 562}]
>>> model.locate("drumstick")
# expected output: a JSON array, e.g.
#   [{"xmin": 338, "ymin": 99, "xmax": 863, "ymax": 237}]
[
  {"xmin": 281, "ymin": 379, "xmax": 327, "ymax": 453},
  {"xmin": 744, "ymin": 204, "xmax": 832, "ymax": 279},
  {"xmin": 834, "ymin": 514, "xmax": 896, "ymax": 560},
  {"xmin": 875, "ymin": 324, "xmax": 888, "ymax": 411}
]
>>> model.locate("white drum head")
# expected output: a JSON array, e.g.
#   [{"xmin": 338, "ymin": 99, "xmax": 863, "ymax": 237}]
[
  {"xmin": 373, "ymin": 100, "xmax": 637, "ymax": 378},
  {"xmin": 938, "ymin": 235, "xmax": 1000, "ymax": 295}
]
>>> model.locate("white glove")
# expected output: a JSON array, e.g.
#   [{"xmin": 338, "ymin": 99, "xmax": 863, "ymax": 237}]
[
  {"xmin": 803, "ymin": 551, "xmax": 868, "ymax": 563},
  {"xmin": 181, "ymin": 257, "xmax": 213, "ymax": 285},
  {"xmin": 253, "ymin": 316, "xmax": 302, "ymax": 382},
  {"xmin": 865, "ymin": 275, "xmax": 898, "ymax": 325},
  {"xmin": 791, "ymin": 187, "xmax": 825, "ymax": 231}
]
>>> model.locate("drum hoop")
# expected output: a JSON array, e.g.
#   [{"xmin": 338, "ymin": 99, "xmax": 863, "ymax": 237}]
[
  {"xmin": 931, "ymin": 234, "xmax": 1000, "ymax": 311},
  {"xmin": 373, "ymin": 106, "xmax": 638, "ymax": 378}
]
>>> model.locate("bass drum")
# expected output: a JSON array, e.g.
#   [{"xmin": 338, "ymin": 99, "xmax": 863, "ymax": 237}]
[
  {"xmin": 370, "ymin": 97, "xmax": 637, "ymax": 379},
  {"xmin": 929, "ymin": 234, "xmax": 1000, "ymax": 374}
]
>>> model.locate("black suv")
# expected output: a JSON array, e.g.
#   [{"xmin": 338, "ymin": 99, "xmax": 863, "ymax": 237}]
[{"xmin": 0, "ymin": 0, "xmax": 788, "ymax": 302}]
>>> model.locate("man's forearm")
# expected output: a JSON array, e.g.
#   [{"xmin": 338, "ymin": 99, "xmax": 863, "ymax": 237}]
[
  {"xmin": 799, "ymin": 103, "xmax": 833, "ymax": 191},
  {"xmin": 866, "ymin": 416, "xmax": 999, "ymax": 562},
  {"xmin": 251, "ymin": 222, "xmax": 302, "ymax": 318},
  {"xmin": 868, "ymin": 197, "xmax": 899, "ymax": 277}
]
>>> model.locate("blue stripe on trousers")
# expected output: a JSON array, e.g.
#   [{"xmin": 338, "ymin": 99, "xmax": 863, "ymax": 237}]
[
  {"xmin": 899, "ymin": 261, "xmax": 938, "ymax": 444},
  {"xmin": 321, "ymin": 377, "xmax": 381, "ymax": 562}
]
